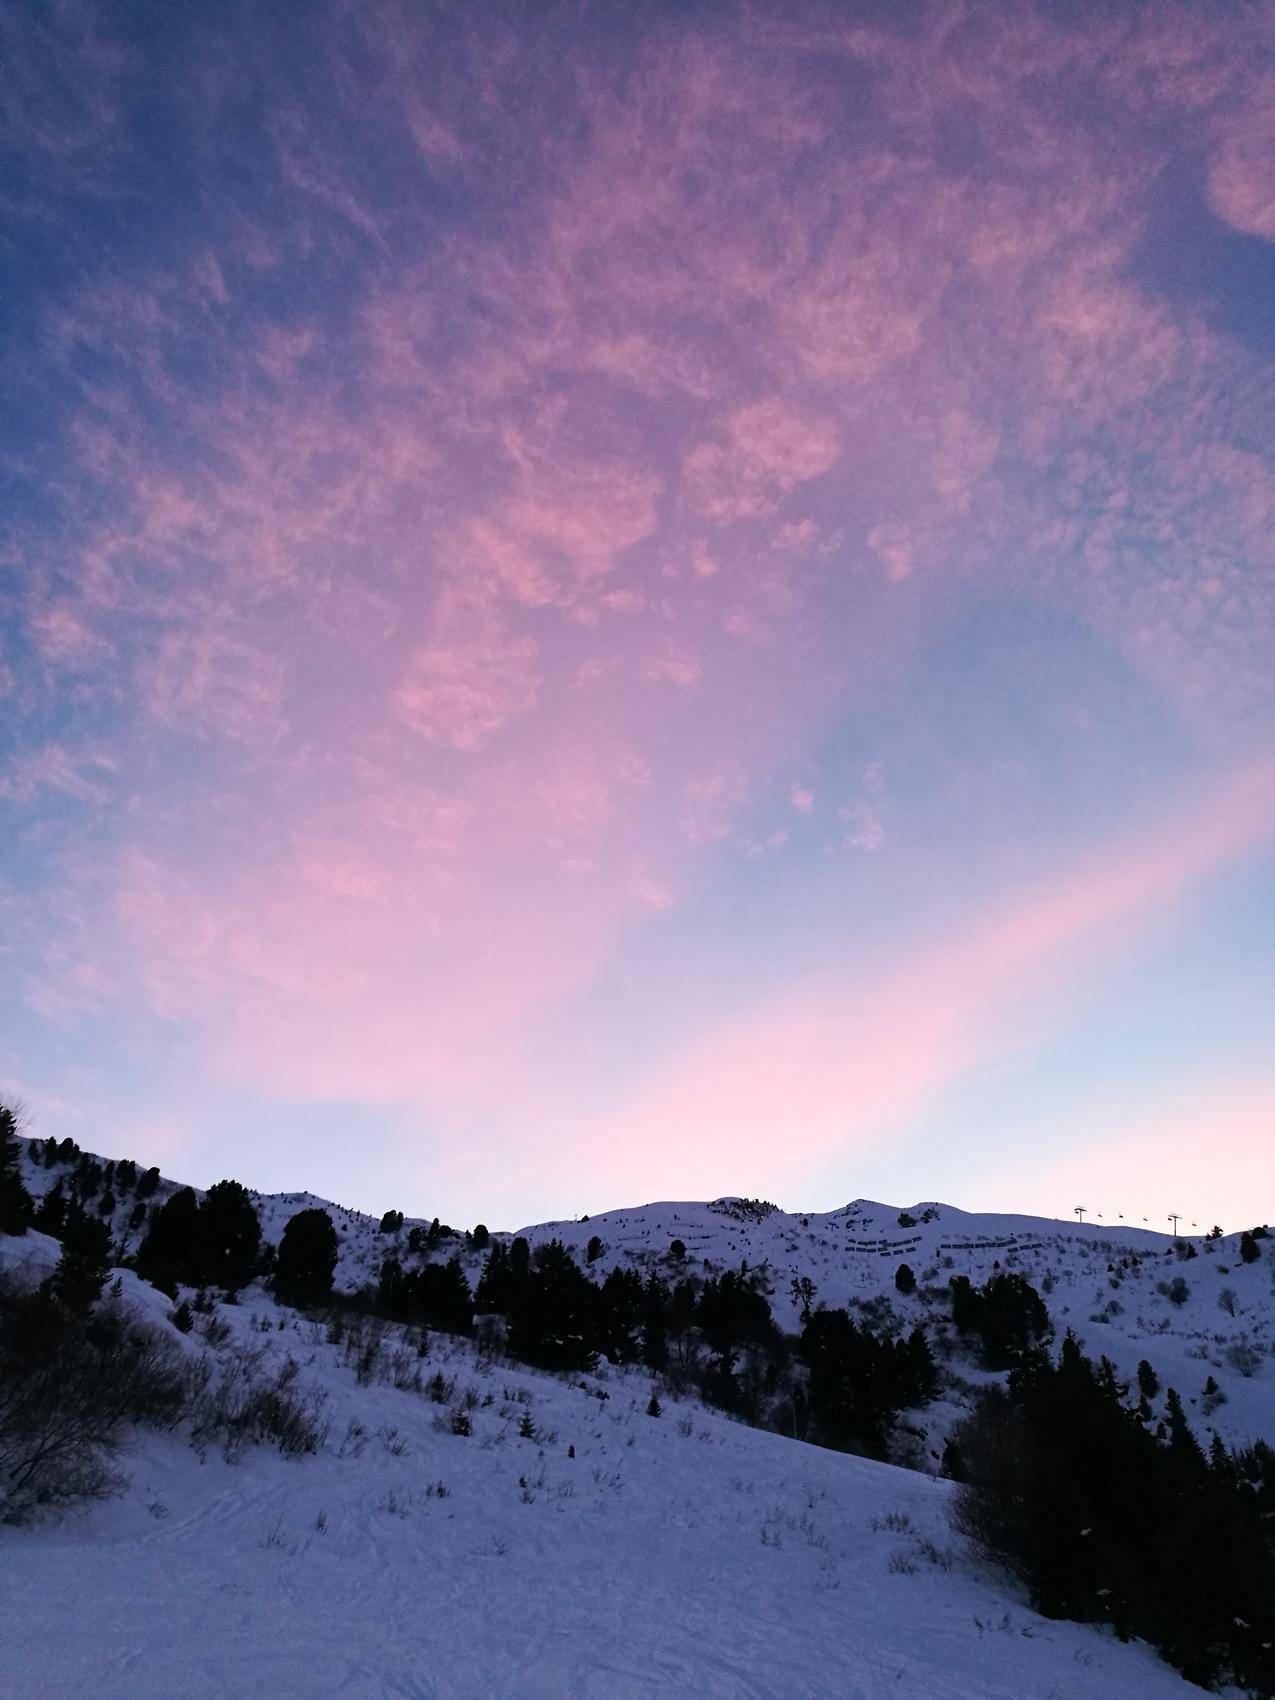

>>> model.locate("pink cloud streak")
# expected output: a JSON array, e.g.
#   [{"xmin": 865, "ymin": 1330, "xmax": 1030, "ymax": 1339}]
[{"xmin": 582, "ymin": 756, "xmax": 1275, "ymax": 1202}]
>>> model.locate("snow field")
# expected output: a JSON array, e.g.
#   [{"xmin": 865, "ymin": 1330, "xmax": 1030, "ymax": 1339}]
[{"xmin": 1, "ymin": 1278, "xmax": 1210, "ymax": 1699}]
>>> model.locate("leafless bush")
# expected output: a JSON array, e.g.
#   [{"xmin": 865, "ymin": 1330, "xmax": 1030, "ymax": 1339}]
[
  {"xmin": 189, "ymin": 1344, "xmax": 328, "ymax": 1461},
  {"xmin": 0, "ymin": 1274, "xmax": 189, "ymax": 1522},
  {"xmin": 1226, "ymin": 1342, "xmax": 1261, "ymax": 1378}
]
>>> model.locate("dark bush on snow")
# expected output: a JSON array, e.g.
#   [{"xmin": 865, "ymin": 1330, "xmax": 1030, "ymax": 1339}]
[
  {"xmin": 0, "ymin": 1272, "xmax": 188, "ymax": 1522},
  {"xmin": 189, "ymin": 1342, "xmax": 329, "ymax": 1462}
]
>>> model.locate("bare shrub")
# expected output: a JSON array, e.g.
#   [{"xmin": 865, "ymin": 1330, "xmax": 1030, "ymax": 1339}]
[
  {"xmin": 0, "ymin": 1274, "xmax": 188, "ymax": 1522},
  {"xmin": 1226, "ymin": 1342, "xmax": 1261, "ymax": 1379},
  {"xmin": 190, "ymin": 1345, "xmax": 328, "ymax": 1461}
]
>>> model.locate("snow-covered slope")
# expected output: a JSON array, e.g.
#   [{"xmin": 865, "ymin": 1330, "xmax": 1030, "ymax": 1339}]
[
  {"xmin": 7, "ymin": 1145, "xmax": 1273, "ymax": 1697},
  {"xmin": 0, "ymin": 1256, "xmax": 1211, "ymax": 1700},
  {"xmin": 513, "ymin": 1195, "xmax": 1275, "ymax": 1455},
  {"xmin": 18, "ymin": 1145, "xmax": 1275, "ymax": 1457}
]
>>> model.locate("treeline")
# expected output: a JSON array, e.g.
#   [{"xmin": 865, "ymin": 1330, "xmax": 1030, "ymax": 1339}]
[
  {"xmin": 949, "ymin": 1333, "xmax": 1275, "ymax": 1696},
  {"xmin": 3, "ymin": 1120, "xmax": 163, "ymax": 1242},
  {"xmin": 1, "ymin": 1114, "xmax": 325, "ymax": 1521},
  {"xmin": 372, "ymin": 1234, "xmax": 938, "ymax": 1450}
]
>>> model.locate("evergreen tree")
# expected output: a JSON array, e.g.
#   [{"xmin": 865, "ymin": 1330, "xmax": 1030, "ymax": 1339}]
[
  {"xmin": 790, "ymin": 1273, "xmax": 817, "ymax": 1320},
  {"xmin": 471, "ymin": 1223, "xmax": 490, "ymax": 1250},
  {"xmin": 0, "ymin": 1103, "xmax": 35, "ymax": 1236},
  {"xmin": 474, "ymin": 1241, "xmax": 511, "ymax": 1314},
  {"xmin": 33, "ymin": 1182, "xmax": 67, "ymax": 1238},
  {"xmin": 904, "ymin": 1327, "xmax": 937, "ymax": 1402},
  {"xmin": 951, "ymin": 1334, "xmax": 1275, "ymax": 1693},
  {"xmin": 597, "ymin": 1265, "xmax": 644, "ymax": 1363},
  {"xmin": 1240, "ymin": 1230, "xmax": 1261, "ymax": 1264},
  {"xmin": 646, "ymin": 1392, "xmax": 662, "ymax": 1417},
  {"xmin": 414, "ymin": 1255, "xmax": 474, "ymax": 1335},
  {"xmin": 894, "ymin": 1262, "xmax": 916, "ymax": 1295},
  {"xmin": 193, "ymin": 1179, "xmax": 261, "ymax": 1293},
  {"xmin": 47, "ymin": 1215, "xmax": 112, "ymax": 1314},
  {"xmin": 640, "ymin": 1274, "xmax": 669, "ymax": 1370},
  {"xmin": 378, "ymin": 1256, "xmax": 407, "ymax": 1316},
  {"xmin": 949, "ymin": 1271, "xmax": 1051, "ymax": 1368},
  {"xmin": 274, "ymin": 1208, "xmax": 339, "ymax": 1303},
  {"xmin": 1164, "ymin": 1387, "xmax": 1206, "ymax": 1473},
  {"xmin": 507, "ymin": 1239, "xmax": 598, "ymax": 1372},
  {"xmin": 586, "ymin": 1234, "xmax": 604, "ymax": 1264},
  {"xmin": 1136, "ymin": 1358, "xmax": 1159, "ymax": 1400},
  {"xmin": 135, "ymin": 1187, "xmax": 200, "ymax": 1293}
]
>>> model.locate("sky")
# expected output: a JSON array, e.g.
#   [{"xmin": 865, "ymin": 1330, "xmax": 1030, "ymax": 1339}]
[{"xmin": 2, "ymin": 0, "xmax": 1274, "ymax": 1233}]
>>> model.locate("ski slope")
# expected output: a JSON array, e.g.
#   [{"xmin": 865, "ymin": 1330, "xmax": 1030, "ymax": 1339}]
[
  {"xmin": 0, "ymin": 1233, "xmax": 1211, "ymax": 1700},
  {"xmin": 5, "ymin": 1148, "xmax": 1272, "ymax": 1696}
]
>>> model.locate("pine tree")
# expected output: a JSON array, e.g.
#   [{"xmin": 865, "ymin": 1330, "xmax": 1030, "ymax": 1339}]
[
  {"xmin": 0, "ymin": 1102, "xmax": 35, "ymax": 1236},
  {"xmin": 194, "ymin": 1179, "xmax": 261, "ymax": 1293},
  {"xmin": 1164, "ymin": 1387, "xmax": 1207, "ymax": 1473},
  {"xmin": 48, "ymin": 1215, "xmax": 112, "ymax": 1314},
  {"xmin": 33, "ymin": 1181, "xmax": 67, "ymax": 1238},
  {"xmin": 274, "ymin": 1208, "xmax": 339, "ymax": 1303},
  {"xmin": 1136, "ymin": 1358, "xmax": 1159, "ymax": 1400},
  {"xmin": 646, "ymin": 1392, "xmax": 662, "ymax": 1417},
  {"xmin": 474, "ymin": 1241, "xmax": 510, "ymax": 1313},
  {"xmin": 135, "ymin": 1187, "xmax": 200, "ymax": 1293},
  {"xmin": 641, "ymin": 1274, "xmax": 669, "ymax": 1370},
  {"xmin": 894, "ymin": 1262, "xmax": 916, "ymax": 1295}
]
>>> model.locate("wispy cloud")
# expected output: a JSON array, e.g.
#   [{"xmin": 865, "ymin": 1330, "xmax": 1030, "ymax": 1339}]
[{"xmin": 4, "ymin": 0, "xmax": 1275, "ymax": 1217}]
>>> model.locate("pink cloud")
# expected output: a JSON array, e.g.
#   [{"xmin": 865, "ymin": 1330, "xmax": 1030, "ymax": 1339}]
[
  {"xmin": 685, "ymin": 400, "xmax": 840, "ymax": 521},
  {"xmin": 145, "ymin": 630, "xmax": 286, "ymax": 745},
  {"xmin": 10, "ymin": 0, "xmax": 1275, "ymax": 1221},
  {"xmin": 1206, "ymin": 94, "xmax": 1275, "ymax": 240},
  {"xmin": 396, "ymin": 592, "xmax": 540, "ymax": 752}
]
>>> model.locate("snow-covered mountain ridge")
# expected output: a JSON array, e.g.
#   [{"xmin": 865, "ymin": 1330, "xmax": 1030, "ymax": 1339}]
[
  {"xmin": 5, "ymin": 1140, "xmax": 1274, "ymax": 1697},
  {"xmin": 17, "ymin": 1141, "xmax": 1275, "ymax": 1457},
  {"xmin": 0, "ymin": 1223, "xmax": 1219, "ymax": 1700}
]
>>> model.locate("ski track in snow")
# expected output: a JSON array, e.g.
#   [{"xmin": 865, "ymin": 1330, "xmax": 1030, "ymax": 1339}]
[{"xmin": 0, "ymin": 1281, "xmax": 1215, "ymax": 1700}]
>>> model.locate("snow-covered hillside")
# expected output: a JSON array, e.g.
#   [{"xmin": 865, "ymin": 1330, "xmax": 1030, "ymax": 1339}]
[
  {"xmin": 16, "ymin": 1143, "xmax": 1275, "ymax": 1459},
  {"xmin": 513, "ymin": 1195, "xmax": 1275, "ymax": 1457},
  {"xmin": 6, "ymin": 1142, "xmax": 1273, "ymax": 1698},
  {"xmin": 0, "ymin": 1228, "xmax": 1211, "ymax": 1700}
]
